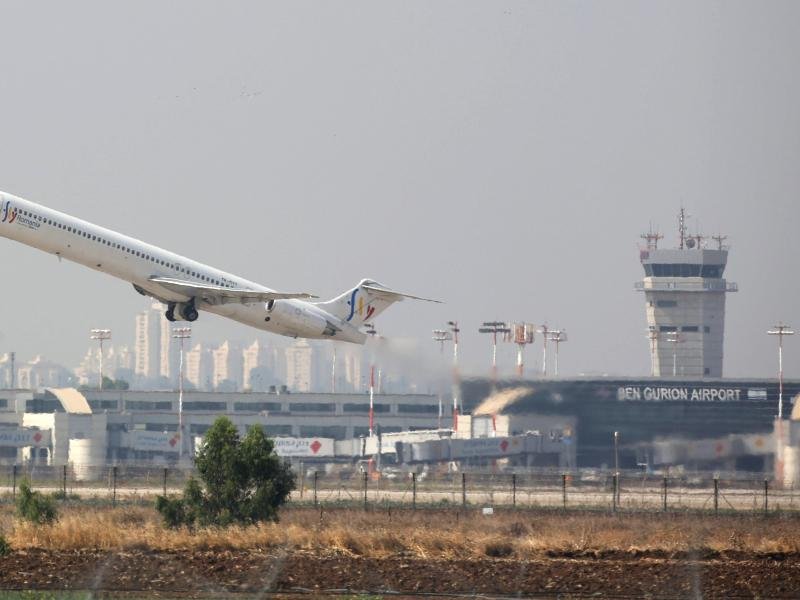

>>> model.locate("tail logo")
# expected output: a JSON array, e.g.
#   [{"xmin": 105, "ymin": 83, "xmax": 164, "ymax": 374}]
[
  {"xmin": 346, "ymin": 288, "xmax": 376, "ymax": 323},
  {"xmin": 0, "ymin": 201, "xmax": 16, "ymax": 224}
]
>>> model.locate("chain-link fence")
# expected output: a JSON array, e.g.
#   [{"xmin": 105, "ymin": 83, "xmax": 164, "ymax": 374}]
[{"xmin": 3, "ymin": 463, "xmax": 796, "ymax": 514}]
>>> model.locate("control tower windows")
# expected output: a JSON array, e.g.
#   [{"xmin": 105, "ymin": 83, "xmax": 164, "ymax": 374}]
[
  {"xmin": 659, "ymin": 326, "xmax": 677, "ymax": 332},
  {"xmin": 681, "ymin": 326, "xmax": 699, "ymax": 332},
  {"xmin": 644, "ymin": 264, "xmax": 725, "ymax": 278},
  {"xmin": 656, "ymin": 300, "xmax": 678, "ymax": 308}
]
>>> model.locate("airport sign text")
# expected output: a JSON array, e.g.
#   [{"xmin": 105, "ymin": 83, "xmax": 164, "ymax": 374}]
[{"xmin": 617, "ymin": 386, "xmax": 742, "ymax": 402}]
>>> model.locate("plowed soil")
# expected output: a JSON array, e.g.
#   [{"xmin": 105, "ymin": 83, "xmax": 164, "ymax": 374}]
[{"xmin": 1, "ymin": 548, "xmax": 799, "ymax": 598}]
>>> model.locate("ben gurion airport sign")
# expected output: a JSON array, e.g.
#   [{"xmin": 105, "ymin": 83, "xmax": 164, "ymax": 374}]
[{"xmin": 616, "ymin": 385, "xmax": 752, "ymax": 402}]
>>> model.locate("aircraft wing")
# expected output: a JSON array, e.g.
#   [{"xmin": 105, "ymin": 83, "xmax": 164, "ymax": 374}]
[
  {"xmin": 149, "ymin": 276, "xmax": 317, "ymax": 306},
  {"xmin": 361, "ymin": 283, "xmax": 442, "ymax": 303}
]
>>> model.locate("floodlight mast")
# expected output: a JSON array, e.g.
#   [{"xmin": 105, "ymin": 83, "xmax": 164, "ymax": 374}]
[
  {"xmin": 507, "ymin": 323, "xmax": 535, "ymax": 377},
  {"xmin": 647, "ymin": 327, "xmax": 659, "ymax": 376},
  {"xmin": 478, "ymin": 321, "xmax": 511, "ymax": 384},
  {"xmin": 432, "ymin": 329, "xmax": 453, "ymax": 428},
  {"xmin": 538, "ymin": 324, "xmax": 549, "ymax": 376},
  {"xmin": 365, "ymin": 323, "xmax": 378, "ymax": 436},
  {"xmin": 768, "ymin": 323, "xmax": 795, "ymax": 420},
  {"xmin": 664, "ymin": 331, "xmax": 682, "ymax": 377},
  {"xmin": 172, "ymin": 327, "xmax": 192, "ymax": 462},
  {"xmin": 548, "ymin": 330, "xmax": 568, "ymax": 377},
  {"xmin": 448, "ymin": 321, "xmax": 460, "ymax": 430},
  {"xmin": 89, "ymin": 329, "xmax": 112, "ymax": 391}
]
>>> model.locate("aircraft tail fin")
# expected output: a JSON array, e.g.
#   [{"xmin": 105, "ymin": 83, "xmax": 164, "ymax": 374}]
[{"xmin": 316, "ymin": 279, "xmax": 441, "ymax": 328}]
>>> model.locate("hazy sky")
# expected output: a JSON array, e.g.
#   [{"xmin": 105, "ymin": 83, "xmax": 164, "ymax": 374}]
[{"xmin": 0, "ymin": 1, "xmax": 799, "ymax": 379}]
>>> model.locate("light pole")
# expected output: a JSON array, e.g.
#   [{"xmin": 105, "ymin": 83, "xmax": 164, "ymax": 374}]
[
  {"xmin": 647, "ymin": 327, "xmax": 659, "ymax": 376},
  {"xmin": 448, "ymin": 321, "xmax": 461, "ymax": 430},
  {"xmin": 365, "ymin": 323, "xmax": 378, "ymax": 436},
  {"xmin": 538, "ymin": 324, "xmax": 549, "ymax": 376},
  {"xmin": 331, "ymin": 345, "xmax": 337, "ymax": 393},
  {"xmin": 172, "ymin": 327, "xmax": 192, "ymax": 462},
  {"xmin": 9, "ymin": 352, "xmax": 15, "ymax": 389},
  {"xmin": 768, "ymin": 323, "xmax": 795, "ymax": 420},
  {"xmin": 478, "ymin": 321, "xmax": 510, "ymax": 384},
  {"xmin": 507, "ymin": 323, "xmax": 535, "ymax": 378},
  {"xmin": 432, "ymin": 329, "xmax": 452, "ymax": 428},
  {"xmin": 664, "ymin": 331, "xmax": 682, "ymax": 377},
  {"xmin": 548, "ymin": 330, "xmax": 568, "ymax": 377},
  {"xmin": 90, "ymin": 329, "xmax": 112, "ymax": 391}
]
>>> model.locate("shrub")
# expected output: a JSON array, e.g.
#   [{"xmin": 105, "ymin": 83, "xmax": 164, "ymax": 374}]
[
  {"xmin": 156, "ymin": 416, "xmax": 295, "ymax": 528},
  {"xmin": 17, "ymin": 480, "xmax": 58, "ymax": 525},
  {"xmin": 0, "ymin": 534, "xmax": 10, "ymax": 556}
]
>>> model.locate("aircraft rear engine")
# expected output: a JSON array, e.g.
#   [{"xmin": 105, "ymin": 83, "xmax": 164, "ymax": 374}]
[{"xmin": 265, "ymin": 300, "xmax": 337, "ymax": 337}]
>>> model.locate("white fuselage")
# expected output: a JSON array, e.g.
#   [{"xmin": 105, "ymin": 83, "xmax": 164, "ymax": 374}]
[{"xmin": 0, "ymin": 192, "xmax": 365, "ymax": 343}]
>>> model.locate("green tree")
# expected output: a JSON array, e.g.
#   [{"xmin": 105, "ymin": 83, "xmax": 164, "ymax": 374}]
[
  {"xmin": 16, "ymin": 480, "xmax": 57, "ymax": 525},
  {"xmin": 156, "ymin": 416, "xmax": 295, "ymax": 527}
]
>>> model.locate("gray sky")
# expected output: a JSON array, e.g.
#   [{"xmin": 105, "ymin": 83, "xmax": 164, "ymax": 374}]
[{"xmin": 0, "ymin": 1, "xmax": 799, "ymax": 378}]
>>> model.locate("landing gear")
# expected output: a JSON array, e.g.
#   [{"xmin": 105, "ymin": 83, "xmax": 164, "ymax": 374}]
[
  {"xmin": 166, "ymin": 300, "xmax": 198, "ymax": 322},
  {"xmin": 184, "ymin": 305, "xmax": 199, "ymax": 322}
]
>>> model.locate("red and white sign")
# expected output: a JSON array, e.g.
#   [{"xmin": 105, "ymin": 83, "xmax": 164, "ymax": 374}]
[{"xmin": 273, "ymin": 437, "xmax": 334, "ymax": 458}]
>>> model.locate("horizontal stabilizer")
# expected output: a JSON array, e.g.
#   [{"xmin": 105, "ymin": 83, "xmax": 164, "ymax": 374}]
[
  {"xmin": 149, "ymin": 276, "xmax": 317, "ymax": 305},
  {"xmin": 361, "ymin": 283, "xmax": 442, "ymax": 304}
]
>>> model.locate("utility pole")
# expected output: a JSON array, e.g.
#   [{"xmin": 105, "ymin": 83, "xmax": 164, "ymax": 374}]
[
  {"xmin": 172, "ymin": 327, "xmax": 192, "ymax": 462},
  {"xmin": 768, "ymin": 323, "xmax": 795, "ymax": 420},
  {"xmin": 478, "ymin": 321, "xmax": 510, "ymax": 385},
  {"xmin": 90, "ymin": 329, "xmax": 112, "ymax": 391}
]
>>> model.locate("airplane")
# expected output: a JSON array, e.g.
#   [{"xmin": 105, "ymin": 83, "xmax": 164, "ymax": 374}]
[{"xmin": 0, "ymin": 190, "xmax": 439, "ymax": 344}]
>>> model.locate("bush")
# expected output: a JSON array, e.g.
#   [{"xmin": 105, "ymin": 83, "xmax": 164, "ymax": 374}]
[
  {"xmin": 17, "ymin": 480, "xmax": 58, "ymax": 525},
  {"xmin": 156, "ymin": 417, "xmax": 295, "ymax": 528},
  {"xmin": 0, "ymin": 534, "xmax": 10, "ymax": 556}
]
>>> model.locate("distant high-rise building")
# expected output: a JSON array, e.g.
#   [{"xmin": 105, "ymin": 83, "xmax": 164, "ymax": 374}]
[
  {"xmin": 242, "ymin": 340, "xmax": 273, "ymax": 391},
  {"xmin": 212, "ymin": 341, "xmax": 244, "ymax": 391},
  {"xmin": 185, "ymin": 343, "xmax": 213, "ymax": 391},
  {"xmin": 0, "ymin": 353, "xmax": 14, "ymax": 388},
  {"xmin": 134, "ymin": 303, "xmax": 163, "ymax": 380},
  {"xmin": 285, "ymin": 340, "xmax": 315, "ymax": 392},
  {"xmin": 637, "ymin": 210, "xmax": 737, "ymax": 378},
  {"xmin": 16, "ymin": 356, "xmax": 73, "ymax": 389}
]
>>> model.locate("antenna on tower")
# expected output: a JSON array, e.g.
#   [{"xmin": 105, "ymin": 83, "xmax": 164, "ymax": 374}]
[
  {"xmin": 640, "ymin": 224, "xmax": 663, "ymax": 250},
  {"xmin": 712, "ymin": 234, "xmax": 728, "ymax": 250},
  {"xmin": 678, "ymin": 208, "xmax": 688, "ymax": 249}
]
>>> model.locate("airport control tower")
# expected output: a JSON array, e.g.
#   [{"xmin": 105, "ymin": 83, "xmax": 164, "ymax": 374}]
[{"xmin": 636, "ymin": 210, "xmax": 737, "ymax": 378}]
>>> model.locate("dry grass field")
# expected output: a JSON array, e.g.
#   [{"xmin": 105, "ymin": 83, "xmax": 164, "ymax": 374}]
[
  {"xmin": 2, "ymin": 506, "xmax": 800, "ymax": 597},
  {"xmin": 3, "ymin": 504, "xmax": 800, "ymax": 558}
]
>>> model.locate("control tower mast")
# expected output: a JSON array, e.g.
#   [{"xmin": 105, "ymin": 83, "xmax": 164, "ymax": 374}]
[{"xmin": 635, "ymin": 211, "xmax": 737, "ymax": 378}]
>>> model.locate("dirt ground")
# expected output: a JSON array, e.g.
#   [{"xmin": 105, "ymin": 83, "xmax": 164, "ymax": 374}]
[{"xmin": 0, "ymin": 548, "xmax": 799, "ymax": 598}]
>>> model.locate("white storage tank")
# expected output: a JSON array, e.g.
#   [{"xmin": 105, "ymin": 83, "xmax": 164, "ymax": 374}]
[{"xmin": 68, "ymin": 438, "xmax": 95, "ymax": 481}]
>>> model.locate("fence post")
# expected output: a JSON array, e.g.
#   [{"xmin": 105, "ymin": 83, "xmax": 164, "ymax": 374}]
[
  {"xmin": 112, "ymin": 466, "xmax": 118, "ymax": 506},
  {"xmin": 764, "ymin": 479, "xmax": 769, "ymax": 515},
  {"xmin": 713, "ymin": 477, "xmax": 719, "ymax": 515},
  {"xmin": 313, "ymin": 471, "xmax": 318, "ymax": 507},
  {"xmin": 62, "ymin": 464, "xmax": 67, "ymax": 496},
  {"xmin": 412, "ymin": 472, "xmax": 417, "ymax": 511},
  {"xmin": 363, "ymin": 471, "xmax": 368, "ymax": 511},
  {"xmin": 163, "ymin": 468, "xmax": 168, "ymax": 497},
  {"xmin": 12, "ymin": 465, "xmax": 16, "ymax": 501},
  {"xmin": 562, "ymin": 473, "xmax": 567, "ymax": 509},
  {"xmin": 663, "ymin": 474, "xmax": 668, "ymax": 512},
  {"xmin": 512, "ymin": 474, "xmax": 517, "ymax": 508},
  {"xmin": 461, "ymin": 472, "xmax": 467, "ymax": 508},
  {"xmin": 612, "ymin": 473, "xmax": 618, "ymax": 512}
]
